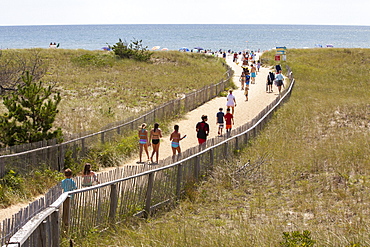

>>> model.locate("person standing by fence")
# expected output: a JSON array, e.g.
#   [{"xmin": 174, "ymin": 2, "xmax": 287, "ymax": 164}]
[
  {"xmin": 138, "ymin": 123, "xmax": 150, "ymax": 164},
  {"xmin": 149, "ymin": 123, "xmax": 162, "ymax": 164},
  {"xmin": 82, "ymin": 163, "xmax": 99, "ymax": 187},
  {"xmin": 196, "ymin": 115, "xmax": 209, "ymax": 145}
]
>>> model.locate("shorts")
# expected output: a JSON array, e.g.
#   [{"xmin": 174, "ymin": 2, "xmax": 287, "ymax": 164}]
[
  {"xmin": 152, "ymin": 139, "xmax": 160, "ymax": 145},
  {"xmin": 276, "ymin": 80, "xmax": 284, "ymax": 87},
  {"xmin": 217, "ymin": 123, "xmax": 224, "ymax": 129},
  {"xmin": 226, "ymin": 124, "xmax": 232, "ymax": 129},
  {"xmin": 198, "ymin": 138, "xmax": 206, "ymax": 145},
  {"xmin": 251, "ymin": 72, "xmax": 256, "ymax": 78}
]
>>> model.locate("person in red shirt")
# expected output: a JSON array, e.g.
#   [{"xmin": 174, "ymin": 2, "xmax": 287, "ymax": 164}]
[{"xmin": 224, "ymin": 108, "xmax": 234, "ymax": 136}]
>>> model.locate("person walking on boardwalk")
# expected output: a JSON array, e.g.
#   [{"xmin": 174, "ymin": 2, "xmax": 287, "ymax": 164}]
[
  {"xmin": 149, "ymin": 122, "xmax": 162, "ymax": 163},
  {"xmin": 138, "ymin": 123, "xmax": 150, "ymax": 163},
  {"xmin": 216, "ymin": 108, "xmax": 225, "ymax": 136},
  {"xmin": 250, "ymin": 64, "xmax": 257, "ymax": 84},
  {"xmin": 82, "ymin": 163, "xmax": 99, "ymax": 187},
  {"xmin": 226, "ymin": 90, "xmax": 237, "ymax": 115},
  {"xmin": 275, "ymin": 71, "xmax": 285, "ymax": 94},
  {"xmin": 267, "ymin": 71, "xmax": 275, "ymax": 93},
  {"xmin": 61, "ymin": 168, "xmax": 77, "ymax": 192},
  {"xmin": 170, "ymin": 124, "xmax": 186, "ymax": 156},
  {"xmin": 224, "ymin": 108, "xmax": 234, "ymax": 137},
  {"xmin": 196, "ymin": 115, "xmax": 209, "ymax": 145},
  {"xmin": 239, "ymin": 71, "xmax": 246, "ymax": 90},
  {"xmin": 244, "ymin": 71, "xmax": 250, "ymax": 101}
]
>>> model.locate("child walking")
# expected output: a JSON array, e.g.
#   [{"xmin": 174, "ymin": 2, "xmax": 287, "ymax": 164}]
[
  {"xmin": 61, "ymin": 168, "xmax": 77, "ymax": 192},
  {"xmin": 224, "ymin": 108, "xmax": 234, "ymax": 137},
  {"xmin": 216, "ymin": 108, "xmax": 225, "ymax": 136}
]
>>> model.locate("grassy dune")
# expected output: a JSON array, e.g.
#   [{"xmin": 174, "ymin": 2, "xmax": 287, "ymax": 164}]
[
  {"xmin": 0, "ymin": 50, "xmax": 228, "ymax": 208},
  {"xmin": 0, "ymin": 49, "xmax": 226, "ymax": 136},
  {"xmin": 73, "ymin": 49, "xmax": 370, "ymax": 246}
]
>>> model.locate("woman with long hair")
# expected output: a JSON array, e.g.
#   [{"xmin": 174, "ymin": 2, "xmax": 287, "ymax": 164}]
[
  {"xmin": 82, "ymin": 163, "xmax": 99, "ymax": 187},
  {"xmin": 138, "ymin": 123, "xmax": 150, "ymax": 163},
  {"xmin": 149, "ymin": 122, "xmax": 162, "ymax": 163}
]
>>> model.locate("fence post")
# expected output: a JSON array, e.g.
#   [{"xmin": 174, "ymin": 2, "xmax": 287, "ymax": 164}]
[
  {"xmin": 51, "ymin": 209, "xmax": 60, "ymax": 247},
  {"xmin": 145, "ymin": 172, "xmax": 155, "ymax": 218},
  {"xmin": 38, "ymin": 220, "xmax": 47, "ymax": 247},
  {"xmin": 224, "ymin": 142, "xmax": 228, "ymax": 158},
  {"xmin": 62, "ymin": 196, "xmax": 71, "ymax": 230},
  {"xmin": 109, "ymin": 184, "xmax": 118, "ymax": 223},
  {"xmin": 210, "ymin": 149, "xmax": 214, "ymax": 168},
  {"xmin": 235, "ymin": 136, "xmax": 239, "ymax": 150},
  {"xmin": 81, "ymin": 138, "xmax": 85, "ymax": 157},
  {"xmin": 176, "ymin": 164, "xmax": 183, "ymax": 200},
  {"xmin": 101, "ymin": 132, "xmax": 105, "ymax": 144},
  {"xmin": 194, "ymin": 156, "xmax": 200, "ymax": 181}
]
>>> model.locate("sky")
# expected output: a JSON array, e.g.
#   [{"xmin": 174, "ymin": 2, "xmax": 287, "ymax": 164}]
[{"xmin": 1, "ymin": 0, "xmax": 369, "ymax": 26}]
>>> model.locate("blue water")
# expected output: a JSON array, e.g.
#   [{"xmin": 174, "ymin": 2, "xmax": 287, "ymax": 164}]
[{"xmin": 1, "ymin": 24, "xmax": 369, "ymax": 51}]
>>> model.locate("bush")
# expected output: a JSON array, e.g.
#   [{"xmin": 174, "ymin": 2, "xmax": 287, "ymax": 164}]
[
  {"xmin": 109, "ymin": 39, "xmax": 153, "ymax": 62},
  {"xmin": 280, "ymin": 230, "xmax": 315, "ymax": 247}
]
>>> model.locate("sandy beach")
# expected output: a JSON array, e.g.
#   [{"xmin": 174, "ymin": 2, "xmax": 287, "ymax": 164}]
[{"xmin": 0, "ymin": 53, "xmax": 280, "ymax": 222}]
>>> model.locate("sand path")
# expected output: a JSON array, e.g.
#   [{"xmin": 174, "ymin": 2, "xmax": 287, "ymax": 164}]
[
  {"xmin": 145, "ymin": 54, "xmax": 278, "ymax": 162},
  {"xmin": 0, "ymin": 53, "xmax": 279, "ymax": 222}
]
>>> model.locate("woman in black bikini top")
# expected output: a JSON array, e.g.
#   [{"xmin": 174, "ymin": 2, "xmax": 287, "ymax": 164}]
[{"xmin": 149, "ymin": 123, "xmax": 162, "ymax": 163}]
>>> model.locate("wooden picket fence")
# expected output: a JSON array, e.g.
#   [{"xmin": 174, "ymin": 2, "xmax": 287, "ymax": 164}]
[
  {"xmin": 1, "ymin": 67, "xmax": 295, "ymax": 247},
  {"xmin": 0, "ymin": 65, "xmax": 233, "ymax": 178}
]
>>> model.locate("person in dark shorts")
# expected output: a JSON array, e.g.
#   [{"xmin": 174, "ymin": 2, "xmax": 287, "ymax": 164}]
[
  {"xmin": 149, "ymin": 122, "xmax": 162, "ymax": 163},
  {"xmin": 196, "ymin": 115, "xmax": 209, "ymax": 145},
  {"xmin": 266, "ymin": 71, "xmax": 275, "ymax": 93},
  {"xmin": 216, "ymin": 108, "xmax": 225, "ymax": 136}
]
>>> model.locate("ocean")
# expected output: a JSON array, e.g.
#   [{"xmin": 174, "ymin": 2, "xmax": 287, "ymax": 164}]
[{"xmin": 0, "ymin": 24, "xmax": 369, "ymax": 52}]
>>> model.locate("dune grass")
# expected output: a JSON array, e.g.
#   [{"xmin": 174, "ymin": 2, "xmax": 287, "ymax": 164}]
[
  {"xmin": 0, "ymin": 49, "xmax": 228, "ymax": 208},
  {"xmin": 70, "ymin": 48, "xmax": 370, "ymax": 246},
  {"xmin": 0, "ymin": 49, "xmax": 226, "ymax": 136}
]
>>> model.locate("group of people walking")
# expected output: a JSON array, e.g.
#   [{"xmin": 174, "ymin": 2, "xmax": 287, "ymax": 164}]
[{"xmin": 137, "ymin": 90, "xmax": 238, "ymax": 164}]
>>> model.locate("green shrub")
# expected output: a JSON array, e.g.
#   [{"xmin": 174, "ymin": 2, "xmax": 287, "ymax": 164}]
[
  {"xmin": 109, "ymin": 38, "xmax": 153, "ymax": 62},
  {"xmin": 71, "ymin": 53, "xmax": 113, "ymax": 67},
  {"xmin": 0, "ymin": 170, "xmax": 24, "ymax": 192},
  {"xmin": 280, "ymin": 230, "xmax": 315, "ymax": 247}
]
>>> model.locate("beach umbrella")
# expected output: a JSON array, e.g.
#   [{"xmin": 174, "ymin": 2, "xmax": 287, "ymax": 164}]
[
  {"xmin": 152, "ymin": 46, "xmax": 160, "ymax": 50},
  {"xmin": 179, "ymin": 47, "xmax": 189, "ymax": 52},
  {"xmin": 194, "ymin": 47, "xmax": 204, "ymax": 50},
  {"xmin": 326, "ymin": 44, "xmax": 334, "ymax": 48},
  {"xmin": 161, "ymin": 48, "xmax": 168, "ymax": 51},
  {"xmin": 101, "ymin": 47, "xmax": 111, "ymax": 51}
]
